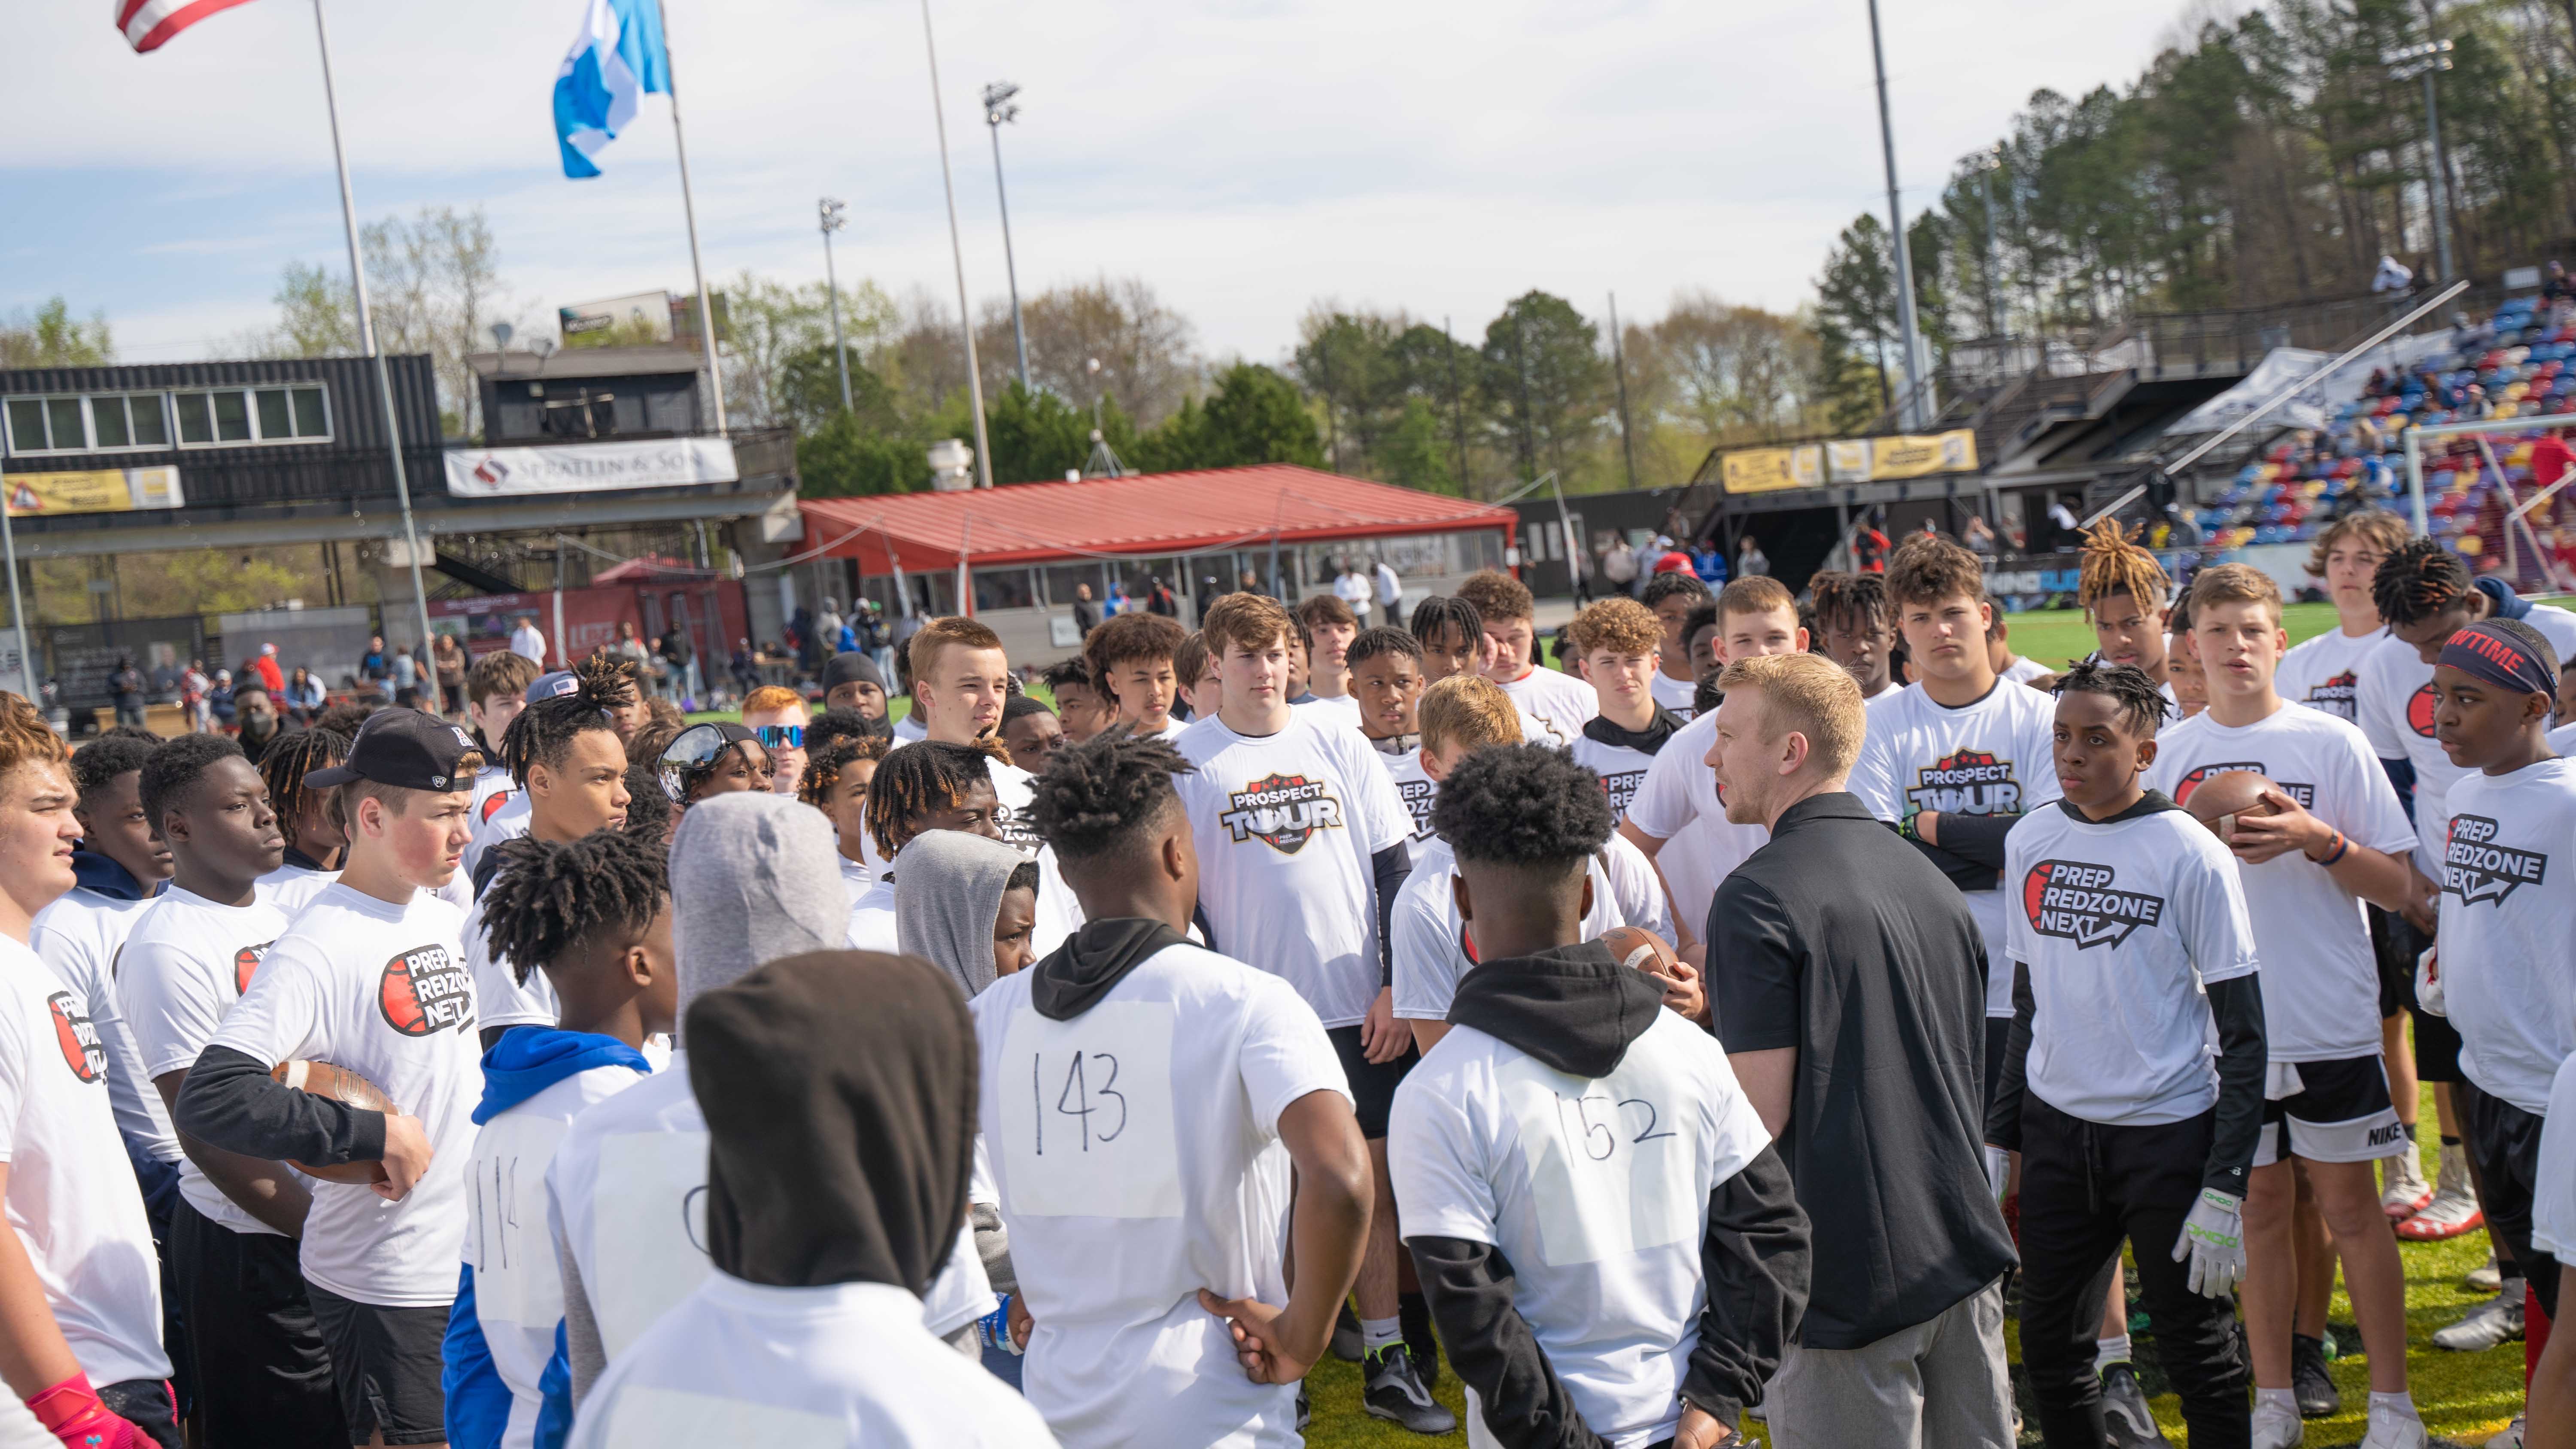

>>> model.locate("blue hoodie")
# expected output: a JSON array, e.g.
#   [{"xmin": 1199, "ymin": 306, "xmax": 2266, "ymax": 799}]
[
  {"xmin": 71, "ymin": 848, "xmax": 160, "ymax": 902},
  {"xmin": 442, "ymin": 1029, "xmax": 650, "ymax": 1449}
]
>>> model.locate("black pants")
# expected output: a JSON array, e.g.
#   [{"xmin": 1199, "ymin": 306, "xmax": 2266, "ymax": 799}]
[
  {"xmin": 2017, "ymin": 1098, "xmax": 2249, "ymax": 1449},
  {"xmin": 2458, "ymin": 1077, "xmax": 2560, "ymax": 1319},
  {"xmin": 168, "ymin": 1198, "xmax": 348, "ymax": 1449}
]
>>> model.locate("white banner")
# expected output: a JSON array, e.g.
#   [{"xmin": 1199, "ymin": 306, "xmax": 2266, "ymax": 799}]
[{"xmin": 443, "ymin": 437, "xmax": 738, "ymax": 497}]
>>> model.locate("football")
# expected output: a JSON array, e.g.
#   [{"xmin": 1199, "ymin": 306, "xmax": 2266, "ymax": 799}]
[
  {"xmin": 269, "ymin": 1061, "xmax": 396, "ymax": 1186},
  {"xmin": 2181, "ymin": 770, "xmax": 2279, "ymax": 844},
  {"xmin": 1598, "ymin": 925, "xmax": 1680, "ymax": 977}
]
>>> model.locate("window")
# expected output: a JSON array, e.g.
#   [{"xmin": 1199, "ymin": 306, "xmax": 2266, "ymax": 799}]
[
  {"xmin": 972, "ymin": 567, "xmax": 1037, "ymax": 612},
  {"xmin": 168, "ymin": 385, "xmax": 331, "ymax": 448},
  {"xmin": 3, "ymin": 392, "xmax": 173, "ymax": 456}
]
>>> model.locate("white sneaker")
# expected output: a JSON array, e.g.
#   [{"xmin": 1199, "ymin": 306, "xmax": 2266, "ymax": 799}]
[
  {"xmin": 2253, "ymin": 1396, "xmax": 2304, "ymax": 1449},
  {"xmin": 2381, "ymin": 1143, "xmax": 2432, "ymax": 1218},
  {"xmin": 2397, "ymin": 1143, "xmax": 2487, "ymax": 1241},
  {"xmin": 2467, "ymin": 1250, "xmax": 2504, "ymax": 1293},
  {"xmin": 2489, "ymin": 1413, "xmax": 2526, "ymax": 1448},
  {"xmin": 2358, "ymin": 1405, "xmax": 2429, "ymax": 1449}
]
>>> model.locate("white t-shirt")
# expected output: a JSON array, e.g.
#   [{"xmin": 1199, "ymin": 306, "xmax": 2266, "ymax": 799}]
[
  {"xmin": 1621, "ymin": 711, "xmax": 1768, "ymax": 942},
  {"xmin": 1370, "ymin": 740, "xmax": 1439, "ymax": 845},
  {"xmin": 1389, "ymin": 1006, "xmax": 1771, "ymax": 1449},
  {"xmin": 1391, "ymin": 835, "xmax": 1671, "ymax": 1024},
  {"xmin": 1570, "ymin": 730, "xmax": 1661, "ymax": 822},
  {"xmin": 838, "ymin": 853, "xmax": 874, "ymax": 899},
  {"xmin": 1495, "ymin": 664, "xmax": 1598, "ymax": 748},
  {"xmin": 116, "ymin": 887, "xmax": 298, "ymax": 1236},
  {"xmin": 847, "ymin": 877, "xmax": 899, "ymax": 953},
  {"xmin": 893, "ymin": 712, "xmax": 928, "ymax": 743},
  {"xmin": 1173, "ymin": 712, "xmax": 1414, "ymax": 1029},
  {"xmin": 970, "ymin": 942, "xmax": 1348, "ymax": 1449},
  {"xmin": 544, "ymin": 1058, "xmax": 991, "ymax": 1372},
  {"xmin": 2145, "ymin": 703, "xmax": 2415, "ymax": 1062},
  {"xmin": 209, "ymin": 883, "xmax": 478, "ymax": 1307},
  {"xmin": 470, "ymin": 769, "xmax": 516, "ymax": 825},
  {"xmin": 2275, "ymin": 627, "xmax": 2382, "ymax": 723},
  {"xmin": 466, "ymin": 870, "xmax": 560, "ymax": 1035},
  {"xmin": 258, "ymin": 861, "xmax": 340, "ymax": 921},
  {"xmin": 2552, "ymin": 721, "xmax": 2576, "ymax": 758},
  {"xmin": 1293, "ymin": 693, "xmax": 1365, "ymax": 733},
  {"xmin": 1998, "ymin": 655, "xmax": 2055, "ymax": 687},
  {"xmin": 2003, "ymin": 803, "xmax": 2260, "ymax": 1126},
  {"xmin": 466, "ymin": 1060, "xmax": 650, "ymax": 1449},
  {"xmin": 30, "ymin": 887, "xmax": 171, "ymax": 1163},
  {"xmin": 2529, "ymin": 1052, "xmax": 2576, "ymax": 1258},
  {"xmin": 1649, "ymin": 670, "xmax": 1699, "ymax": 721},
  {"xmin": 0, "ymin": 937, "xmax": 169, "ymax": 1386},
  {"xmin": 2359, "ymin": 606, "xmax": 2576, "ymax": 867},
  {"xmin": 566, "ymin": 1277, "xmax": 1055, "ymax": 1449},
  {"xmin": 2435, "ymin": 758, "xmax": 2576, "ymax": 1114},
  {"xmin": 463, "ymin": 793, "xmax": 533, "ymax": 885},
  {"xmin": 1850, "ymin": 680, "xmax": 2064, "ymax": 1017}
]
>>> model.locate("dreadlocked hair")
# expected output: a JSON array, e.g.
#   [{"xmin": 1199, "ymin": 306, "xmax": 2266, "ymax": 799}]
[
  {"xmin": 2053, "ymin": 658, "xmax": 2171, "ymax": 738},
  {"xmin": 799, "ymin": 731, "xmax": 890, "ymax": 808},
  {"xmin": 2075, "ymin": 518, "xmax": 2171, "ymax": 619},
  {"xmin": 865, "ymin": 740, "xmax": 995, "ymax": 859},
  {"xmin": 499, "ymin": 655, "xmax": 635, "ymax": 787},
  {"xmin": 477, "ymin": 830, "xmax": 668, "ymax": 987},
  {"xmin": 2370, "ymin": 537, "xmax": 2472, "ymax": 628},
  {"xmin": 256, "ymin": 728, "xmax": 350, "ymax": 839},
  {"xmin": 1807, "ymin": 570, "xmax": 1887, "ymax": 634},
  {"xmin": 1407, "ymin": 594, "xmax": 1485, "ymax": 650},
  {"xmin": 1023, "ymin": 731, "xmax": 1194, "ymax": 864},
  {"xmin": 70, "ymin": 734, "xmax": 158, "ymax": 804}
]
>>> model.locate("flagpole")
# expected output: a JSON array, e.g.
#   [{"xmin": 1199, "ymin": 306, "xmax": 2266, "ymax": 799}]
[
  {"xmin": 311, "ymin": 0, "xmax": 437, "ymax": 666},
  {"xmin": 654, "ymin": 0, "xmax": 728, "ymax": 435},
  {"xmin": 919, "ymin": 0, "xmax": 996, "ymax": 489}
]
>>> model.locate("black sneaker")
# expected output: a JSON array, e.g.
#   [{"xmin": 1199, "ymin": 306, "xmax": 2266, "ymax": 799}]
[
  {"xmin": 2291, "ymin": 1332, "xmax": 2340, "ymax": 1418},
  {"xmin": 1399, "ymin": 1293, "xmax": 1441, "ymax": 1391},
  {"xmin": 1332, "ymin": 1302, "xmax": 1363, "ymax": 1362},
  {"xmin": 1295, "ymin": 1382, "xmax": 1310, "ymax": 1432},
  {"xmin": 2101, "ymin": 1361, "xmax": 2173, "ymax": 1448},
  {"xmin": 1362, "ymin": 1343, "xmax": 1457, "ymax": 1434}
]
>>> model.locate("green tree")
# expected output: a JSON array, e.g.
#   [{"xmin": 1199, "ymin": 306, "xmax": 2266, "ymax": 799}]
[
  {"xmin": 1815, "ymin": 215, "xmax": 1898, "ymax": 424},
  {"xmin": 1137, "ymin": 364, "xmax": 1323, "ymax": 471},
  {"xmin": 0, "ymin": 298, "xmax": 114, "ymax": 368},
  {"xmin": 1479, "ymin": 292, "xmax": 1608, "ymax": 485},
  {"xmin": 796, "ymin": 413, "xmax": 929, "ymax": 498}
]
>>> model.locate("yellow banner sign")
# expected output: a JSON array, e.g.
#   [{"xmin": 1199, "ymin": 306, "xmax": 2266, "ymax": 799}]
[
  {"xmin": 1871, "ymin": 430, "xmax": 1979, "ymax": 480},
  {"xmin": 3, "ymin": 466, "xmax": 184, "ymax": 518},
  {"xmin": 1721, "ymin": 444, "xmax": 1823, "ymax": 494}
]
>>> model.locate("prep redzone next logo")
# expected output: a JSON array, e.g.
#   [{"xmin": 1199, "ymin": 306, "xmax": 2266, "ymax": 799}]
[
  {"xmin": 234, "ymin": 940, "xmax": 277, "ymax": 996},
  {"xmin": 46, "ymin": 991, "xmax": 103, "ymax": 1084},
  {"xmin": 2171, "ymin": 763, "xmax": 2313, "ymax": 809},
  {"xmin": 2407, "ymin": 684, "xmax": 2440, "ymax": 738},
  {"xmin": 2023, "ymin": 860, "xmax": 2167, "ymax": 949},
  {"xmin": 1396, "ymin": 777, "xmax": 1435, "ymax": 840},
  {"xmin": 378, "ymin": 944, "xmax": 475, "ymax": 1037},
  {"xmin": 1598, "ymin": 768, "xmax": 1648, "ymax": 818},
  {"xmin": 1906, "ymin": 749, "xmax": 2021, "ymax": 818},
  {"xmin": 2443, "ymin": 815, "xmax": 2548, "ymax": 905},
  {"xmin": 1220, "ymin": 773, "xmax": 1345, "ymax": 855}
]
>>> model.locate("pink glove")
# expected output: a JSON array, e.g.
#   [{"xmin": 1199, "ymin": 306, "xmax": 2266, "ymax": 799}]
[{"xmin": 24, "ymin": 1372, "xmax": 145, "ymax": 1449}]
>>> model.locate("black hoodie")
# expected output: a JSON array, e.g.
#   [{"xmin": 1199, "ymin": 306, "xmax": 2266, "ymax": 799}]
[{"xmin": 1416, "ymin": 942, "xmax": 1811, "ymax": 1446}]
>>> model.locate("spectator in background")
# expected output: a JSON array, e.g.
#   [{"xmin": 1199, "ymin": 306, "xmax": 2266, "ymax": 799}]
[
  {"xmin": 286, "ymin": 665, "xmax": 325, "ymax": 719},
  {"xmin": 432, "ymin": 631, "xmax": 467, "ymax": 716},
  {"xmin": 359, "ymin": 634, "xmax": 390, "ymax": 698},
  {"xmin": 390, "ymin": 641, "xmax": 419, "ymax": 701},
  {"xmin": 1739, "ymin": 533, "xmax": 1773, "ymax": 576},
  {"xmin": 1961, "ymin": 517, "xmax": 1996, "ymax": 558},
  {"xmin": 182, "ymin": 658, "xmax": 212, "ymax": 732},
  {"xmin": 254, "ymin": 641, "xmax": 285, "ymax": 697},
  {"xmin": 229, "ymin": 682, "xmax": 298, "ymax": 764},
  {"xmin": 1144, "ymin": 575, "xmax": 1180, "ymax": 618},
  {"xmin": 815, "ymin": 596, "xmax": 845, "ymax": 653},
  {"xmin": 1334, "ymin": 560, "xmax": 1374, "ymax": 618},
  {"xmin": 729, "ymin": 637, "xmax": 758, "ymax": 698},
  {"xmin": 1373, "ymin": 554, "xmax": 1403, "ymax": 627},
  {"xmin": 1651, "ymin": 536, "xmax": 1693, "ymax": 576},
  {"xmin": 108, "ymin": 654, "xmax": 146, "ymax": 727},
  {"xmin": 208, "ymin": 668, "xmax": 236, "ymax": 728},
  {"xmin": 2047, "ymin": 492, "xmax": 2084, "ymax": 552},
  {"xmin": 1602, "ymin": 535, "xmax": 1640, "ymax": 597},
  {"xmin": 510, "ymin": 612, "xmax": 547, "ymax": 665},
  {"xmin": 1692, "ymin": 540, "xmax": 1730, "ymax": 585},
  {"xmin": 658, "ymin": 625, "xmax": 696, "ymax": 707},
  {"xmin": 1853, "ymin": 514, "xmax": 1891, "ymax": 574},
  {"xmin": 615, "ymin": 621, "xmax": 660, "ymax": 699},
  {"xmin": 1070, "ymin": 582, "xmax": 1100, "ymax": 637}
]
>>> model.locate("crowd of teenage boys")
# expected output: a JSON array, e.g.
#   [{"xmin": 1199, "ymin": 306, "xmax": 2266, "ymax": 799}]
[{"xmin": 4, "ymin": 501, "xmax": 2576, "ymax": 1449}]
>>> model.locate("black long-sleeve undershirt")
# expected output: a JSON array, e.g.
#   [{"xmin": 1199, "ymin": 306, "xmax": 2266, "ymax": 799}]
[
  {"xmin": 1929, "ymin": 811, "xmax": 2021, "ymax": 873},
  {"xmin": 174, "ymin": 1045, "xmax": 385, "ymax": 1167},
  {"xmin": 1374, "ymin": 841, "xmax": 1410, "ymax": 988}
]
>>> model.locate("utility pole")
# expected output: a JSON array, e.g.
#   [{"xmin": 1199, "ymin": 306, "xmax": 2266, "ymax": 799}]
[
  {"xmin": 2385, "ymin": 40, "xmax": 2456, "ymax": 283},
  {"xmin": 982, "ymin": 81, "xmax": 1032, "ymax": 393},
  {"xmin": 1866, "ymin": 0, "xmax": 1935, "ymax": 428},
  {"xmin": 1607, "ymin": 292, "xmax": 1637, "ymax": 490},
  {"xmin": 1513, "ymin": 309, "xmax": 1539, "ymax": 482},
  {"xmin": 1443, "ymin": 316, "xmax": 1470, "ymax": 496},
  {"xmin": 817, "ymin": 197, "xmax": 854, "ymax": 414},
  {"xmin": 1977, "ymin": 146, "xmax": 2005, "ymax": 340},
  {"xmin": 919, "ymin": 0, "xmax": 994, "ymax": 487}
]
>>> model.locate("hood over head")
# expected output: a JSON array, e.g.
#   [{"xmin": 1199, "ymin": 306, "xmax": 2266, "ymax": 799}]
[
  {"xmin": 686, "ymin": 949, "xmax": 975, "ymax": 1293},
  {"xmin": 895, "ymin": 829, "xmax": 1027, "ymax": 1000},
  {"xmin": 1448, "ymin": 940, "xmax": 1667, "ymax": 1078},
  {"xmin": 670, "ymin": 791, "xmax": 846, "ymax": 1010}
]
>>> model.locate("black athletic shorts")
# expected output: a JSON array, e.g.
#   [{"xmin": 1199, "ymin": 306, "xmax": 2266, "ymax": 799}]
[
  {"xmin": 95, "ymin": 1380, "xmax": 178, "ymax": 1449},
  {"xmin": 2369, "ymin": 906, "xmax": 2409, "ymax": 1021},
  {"xmin": 2256, "ymin": 1056, "xmax": 2402, "ymax": 1167},
  {"xmin": 2457, "ymin": 1077, "xmax": 2561, "ymax": 1320},
  {"xmin": 169, "ymin": 1199, "xmax": 346, "ymax": 1448},
  {"xmin": 2380, "ymin": 909, "xmax": 2463, "ymax": 1081},
  {"xmin": 1327, "ymin": 1024, "xmax": 1416, "ymax": 1140},
  {"xmin": 304, "ymin": 1281, "xmax": 449, "ymax": 1446}
]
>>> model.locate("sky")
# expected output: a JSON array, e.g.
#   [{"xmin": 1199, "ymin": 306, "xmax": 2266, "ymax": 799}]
[{"xmin": 1, "ymin": 0, "xmax": 2187, "ymax": 369}]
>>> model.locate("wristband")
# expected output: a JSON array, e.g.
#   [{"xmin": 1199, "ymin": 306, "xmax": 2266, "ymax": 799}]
[
  {"xmin": 2312, "ymin": 828, "xmax": 2349, "ymax": 866},
  {"xmin": 25, "ymin": 1371, "xmax": 130, "ymax": 1449}
]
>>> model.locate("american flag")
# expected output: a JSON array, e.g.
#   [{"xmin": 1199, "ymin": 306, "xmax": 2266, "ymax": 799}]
[{"xmin": 118, "ymin": 0, "xmax": 261, "ymax": 53}]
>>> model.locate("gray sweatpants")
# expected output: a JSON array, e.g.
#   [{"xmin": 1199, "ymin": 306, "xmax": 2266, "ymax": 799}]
[{"xmin": 1763, "ymin": 1279, "xmax": 2013, "ymax": 1449}]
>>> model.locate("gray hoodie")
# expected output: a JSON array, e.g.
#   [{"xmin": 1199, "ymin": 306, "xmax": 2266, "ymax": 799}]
[{"xmin": 894, "ymin": 830, "xmax": 1028, "ymax": 1002}]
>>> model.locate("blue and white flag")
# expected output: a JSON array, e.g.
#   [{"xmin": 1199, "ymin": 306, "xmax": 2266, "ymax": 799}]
[{"xmin": 553, "ymin": 0, "xmax": 668, "ymax": 178}]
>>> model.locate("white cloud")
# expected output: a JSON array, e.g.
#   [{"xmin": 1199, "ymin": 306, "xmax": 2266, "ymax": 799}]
[{"xmin": 2, "ymin": 0, "xmax": 2182, "ymax": 364}]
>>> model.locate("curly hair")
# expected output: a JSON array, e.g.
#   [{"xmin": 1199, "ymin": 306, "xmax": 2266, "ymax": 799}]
[
  {"xmin": 865, "ymin": 740, "xmax": 996, "ymax": 859},
  {"xmin": 138, "ymin": 733, "xmax": 247, "ymax": 837},
  {"xmin": 2053, "ymin": 658, "xmax": 2172, "ymax": 738},
  {"xmin": 1885, "ymin": 534, "xmax": 1987, "ymax": 609},
  {"xmin": 800, "ymin": 708, "xmax": 879, "ymax": 765},
  {"xmin": 621, "ymin": 757, "xmax": 673, "ymax": 843},
  {"xmin": 70, "ymin": 734, "xmax": 158, "ymax": 805},
  {"xmin": 255, "ymin": 727, "xmax": 350, "ymax": 844},
  {"xmin": 0, "ymin": 694, "xmax": 64, "ymax": 787},
  {"xmin": 2370, "ymin": 537, "xmax": 2474, "ymax": 628},
  {"xmin": 798, "ymin": 731, "xmax": 890, "ymax": 809},
  {"xmin": 478, "ymin": 830, "xmax": 668, "ymax": 987},
  {"xmin": 1455, "ymin": 568, "xmax": 1534, "ymax": 624},
  {"xmin": 498, "ymin": 655, "xmax": 636, "ymax": 788},
  {"xmin": 1565, "ymin": 597, "xmax": 1663, "ymax": 659},
  {"xmin": 1429, "ymin": 743, "xmax": 1615, "ymax": 870},
  {"xmin": 2305, "ymin": 508, "xmax": 2412, "ymax": 582},
  {"xmin": 1807, "ymin": 570, "xmax": 1887, "ymax": 637},
  {"xmin": 2075, "ymin": 518, "xmax": 2172, "ymax": 619},
  {"xmin": 312, "ymin": 699, "xmax": 380, "ymax": 739},
  {"xmin": 1022, "ymin": 732, "xmax": 1193, "ymax": 864},
  {"xmin": 1639, "ymin": 570, "xmax": 1713, "ymax": 613},
  {"xmin": 1406, "ymin": 595, "xmax": 1485, "ymax": 650}
]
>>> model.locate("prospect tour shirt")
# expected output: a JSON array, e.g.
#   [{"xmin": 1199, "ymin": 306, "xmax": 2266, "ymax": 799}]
[{"xmin": 2274, "ymin": 627, "xmax": 2382, "ymax": 723}]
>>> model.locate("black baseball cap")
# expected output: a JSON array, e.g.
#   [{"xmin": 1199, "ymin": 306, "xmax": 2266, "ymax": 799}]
[{"xmin": 304, "ymin": 708, "xmax": 483, "ymax": 792}]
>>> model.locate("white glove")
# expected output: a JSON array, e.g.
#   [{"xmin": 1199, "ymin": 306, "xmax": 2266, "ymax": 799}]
[
  {"xmin": 2415, "ymin": 944, "xmax": 2444, "ymax": 1016},
  {"xmin": 2172, "ymin": 1188, "xmax": 2245, "ymax": 1298},
  {"xmin": 1984, "ymin": 1146, "xmax": 2011, "ymax": 1205}
]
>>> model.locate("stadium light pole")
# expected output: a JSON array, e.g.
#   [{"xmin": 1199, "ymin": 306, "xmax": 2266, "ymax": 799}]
[
  {"xmin": 1866, "ymin": 0, "xmax": 1935, "ymax": 429},
  {"xmin": 983, "ymin": 81, "xmax": 1033, "ymax": 394},
  {"xmin": 919, "ymin": 0, "xmax": 995, "ymax": 488},
  {"xmin": 1976, "ymin": 146, "xmax": 2005, "ymax": 340},
  {"xmin": 2385, "ymin": 40, "xmax": 2456, "ymax": 285},
  {"xmin": 818, "ymin": 197, "xmax": 854, "ymax": 414}
]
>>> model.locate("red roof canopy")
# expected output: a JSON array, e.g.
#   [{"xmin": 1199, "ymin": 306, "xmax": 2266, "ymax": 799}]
[{"xmin": 800, "ymin": 464, "xmax": 1517, "ymax": 576}]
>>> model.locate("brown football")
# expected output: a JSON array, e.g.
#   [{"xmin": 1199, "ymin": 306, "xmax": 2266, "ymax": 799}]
[
  {"xmin": 270, "ymin": 1061, "xmax": 395, "ymax": 1185},
  {"xmin": 2181, "ymin": 770, "xmax": 2279, "ymax": 843},
  {"xmin": 1599, "ymin": 925, "xmax": 1680, "ymax": 977}
]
